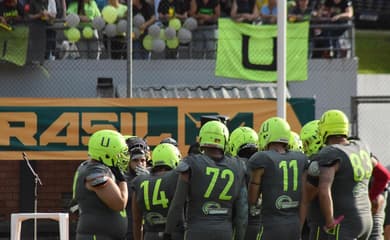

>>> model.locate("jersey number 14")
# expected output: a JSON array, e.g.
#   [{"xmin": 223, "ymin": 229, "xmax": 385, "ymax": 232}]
[{"xmin": 140, "ymin": 179, "xmax": 169, "ymax": 210}]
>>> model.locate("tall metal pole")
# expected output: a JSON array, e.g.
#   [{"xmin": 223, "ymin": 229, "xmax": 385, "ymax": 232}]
[
  {"xmin": 127, "ymin": 0, "xmax": 133, "ymax": 98},
  {"xmin": 22, "ymin": 153, "xmax": 42, "ymax": 240},
  {"xmin": 277, "ymin": 0, "xmax": 287, "ymax": 119}
]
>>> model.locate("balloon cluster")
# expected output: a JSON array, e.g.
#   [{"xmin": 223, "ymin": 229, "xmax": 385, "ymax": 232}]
[
  {"xmin": 64, "ymin": 5, "xmax": 128, "ymax": 43},
  {"xmin": 133, "ymin": 15, "xmax": 197, "ymax": 53}
]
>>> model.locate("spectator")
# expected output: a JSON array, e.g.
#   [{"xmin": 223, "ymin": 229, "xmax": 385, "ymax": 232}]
[
  {"xmin": 259, "ymin": 0, "xmax": 276, "ymax": 24},
  {"xmin": 95, "ymin": 0, "xmax": 107, "ymax": 10},
  {"xmin": 288, "ymin": 0, "xmax": 311, "ymax": 22},
  {"xmin": 164, "ymin": 120, "xmax": 248, "ymax": 240},
  {"xmin": 157, "ymin": 0, "xmax": 190, "ymax": 59},
  {"xmin": 28, "ymin": 0, "xmax": 57, "ymax": 59},
  {"xmin": 131, "ymin": 143, "xmax": 183, "ymax": 240},
  {"xmin": 315, "ymin": 109, "xmax": 390, "ymax": 238},
  {"xmin": 158, "ymin": 0, "xmax": 189, "ymax": 23},
  {"xmin": 248, "ymin": 117, "xmax": 307, "ymax": 240},
  {"xmin": 0, "ymin": 0, "xmax": 24, "ymax": 25},
  {"xmin": 255, "ymin": 0, "xmax": 267, "ymax": 12},
  {"xmin": 230, "ymin": 0, "xmax": 259, "ymax": 23},
  {"xmin": 313, "ymin": 0, "xmax": 353, "ymax": 58},
  {"xmin": 72, "ymin": 129, "xmax": 129, "ymax": 239},
  {"xmin": 219, "ymin": 0, "xmax": 231, "ymax": 17},
  {"xmin": 189, "ymin": 0, "xmax": 220, "ymax": 59},
  {"xmin": 104, "ymin": 0, "xmax": 128, "ymax": 59},
  {"xmin": 132, "ymin": 0, "xmax": 156, "ymax": 59},
  {"xmin": 66, "ymin": 0, "xmax": 101, "ymax": 59},
  {"xmin": 107, "ymin": 0, "xmax": 127, "ymax": 22}
]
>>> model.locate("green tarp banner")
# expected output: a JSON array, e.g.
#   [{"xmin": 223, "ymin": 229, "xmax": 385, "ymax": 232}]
[
  {"xmin": 215, "ymin": 19, "xmax": 309, "ymax": 82},
  {"xmin": 0, "ymin": 25, "xmax": 29, "ymax": 66}
]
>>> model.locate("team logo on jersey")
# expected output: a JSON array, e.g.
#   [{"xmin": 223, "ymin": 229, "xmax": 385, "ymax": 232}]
[
  {"xmin": 145, "ymin": 212, "xmax": 167, "ymax": 225},
  {"xmin": 275, "ymin": 195, "xmax": 299, "ymax": 210},
  {"xmin": 202, "ymin": 201, "xmax": 229, "ymax": 215}
]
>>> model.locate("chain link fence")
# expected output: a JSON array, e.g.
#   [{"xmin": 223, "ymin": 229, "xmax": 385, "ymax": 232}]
[
  {"xmin": 351, "ymin": 96, "xmax": 390, "ymax": 166},
  {"xmin": 1, "ymin": 18, "xmax": 354, "ymax": 62}
]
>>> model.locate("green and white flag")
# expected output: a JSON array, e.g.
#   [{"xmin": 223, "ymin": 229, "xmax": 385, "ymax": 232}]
[
  {"xmin": 0, "ymin": 25, "xmax": 29, "ymax": 66},
  {"xmin": 215, "ymin": 19, "xmax": 309, "ymax": 82}
]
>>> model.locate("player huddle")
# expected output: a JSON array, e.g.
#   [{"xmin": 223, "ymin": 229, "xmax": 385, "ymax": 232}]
[{"xmin": 71, "ymin": 109, "xmax": 390, "ymax": 240}]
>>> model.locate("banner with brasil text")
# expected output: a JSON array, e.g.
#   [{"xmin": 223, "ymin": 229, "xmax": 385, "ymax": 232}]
[
  {"xmin": 216, "ymin": 19, "xmax": 309, "ymax": 82},
  {"xmin": 0, "ymin": 98, "xmax": 302, "ymax": 160}
]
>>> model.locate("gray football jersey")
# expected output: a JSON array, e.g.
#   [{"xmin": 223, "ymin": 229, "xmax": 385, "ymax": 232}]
[
  {"xmin": 132, "ymin": 170, "xmax": 181, "ymax": 233},
  {"xmin": 248, "ymin": 150, "xmax": 307, "ymax": 225},
  {"xmin": 317, "ymin": 140, "xmax": 373, "ymax": 223},
  {"xmin": 181, "ymin": 154, "xmax": 245, "ymax": 230},
  {"xmin": 237, "ymin": 156, "xmax": 261, "ymax": 226},
  {"xmin": 74, "ymin": 160, "xmax": 128, "ymax": 238}
]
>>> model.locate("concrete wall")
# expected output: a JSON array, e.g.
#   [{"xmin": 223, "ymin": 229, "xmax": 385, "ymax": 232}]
[
  {"xmin": 0, "ymin": 59, "xmax": 358, "ymax": 120},
  {"xmin": 356, "ymin": 74, "xmax": 390, "ymax": 166},
  {"xmin": 288, "ymin": 59, "xmax": 358, "ymax": 120}
]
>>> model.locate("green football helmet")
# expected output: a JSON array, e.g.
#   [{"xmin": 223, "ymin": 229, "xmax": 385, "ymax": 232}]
[
  {"xmin": 228, "ymin": 126, "xmax": 258, "ymax": 157},
  {"xmin": 288, "ymin": 131, "xmax": 303, "ymax": 152},
  {"xmin": 258, "ymin": 117, "xmax": 291, "ymax": 150},
  {"xmin": 300, "ymin": 120, "xmax": 322, "ymax": 156},
  {"xmin": 151, "ymin": 143, "xmax": 181, "ymax": 169},
  {"xmin": 88, "ymin": 129, "xmax": 130, "ymax": 171},
  {"xmin": 319, "ymin": 109, "xmax": 349, "ymax": 143},
  {"xmin": 199, "ymin": 120, "xmax": 229, "ymax": 151}
]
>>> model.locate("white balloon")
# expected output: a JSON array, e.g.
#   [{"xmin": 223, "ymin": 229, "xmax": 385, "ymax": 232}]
[
  {"xmin": 148, "ymin": 24, "xmax": 161, "ymax": 39},
  {"xmin": 65, "ymin": 13, "xmax": 80, "ymax": 28},
  {"xmin": 117, "ymin": 19, "xmax": 127, "ymax": 34},
  {"xmin": 133, "ymin": 14, "xmax": 145, "ymax": 28},
  {"xmin": 177, "ymin": 28, "xmax": 192, "ymax": 44},
  {"xmin": 92, "ymin": 16, "xmax": 106, "ymax": 31},
  {"xmin": 183, "ymin": 17, "xmax": 198, "ymax": 31},
  {"xmin": 104, "ymin": 23, "xmax": 117, "ymax": 37},
  {"xmin": 164, "ymin": 27, "xmax": 176, "ymax": 40},
  {"xmin": 152, "ymin": 39, "xmax": 166, "ymax": 53}
]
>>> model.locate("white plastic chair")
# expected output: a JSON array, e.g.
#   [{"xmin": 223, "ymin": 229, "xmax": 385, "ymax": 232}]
[{"xmin": 10, "ymin": 212, "xmax": 69, "ymax": 240}]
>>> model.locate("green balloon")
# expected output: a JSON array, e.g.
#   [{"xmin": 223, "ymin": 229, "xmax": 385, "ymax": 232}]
[
  {"xmin": 159, "ymin": 29, "xmax": 166, "ymax": 40},
  {"xmin": 142, "ymin": 35, "xmax": 153, "ymax": 51},
  {"xmin": 82, "ymin": 26, "xmax": 94, "ymax": 39},
  {"xmin": 102, "ymin": 5, "xmax": 118, "ymax": 24},
  {"xmin": 168, "ymin": 18, "xmax": 181, "ymax": 31},
  {"xmin": 66, "ymin": 27, "xmax": 81, "ymax": 43},
  {"xmin": 166, "ymin": 37, "xmax": 179, "ymax": 49}
]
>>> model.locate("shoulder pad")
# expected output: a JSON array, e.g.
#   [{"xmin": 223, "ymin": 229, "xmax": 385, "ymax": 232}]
[
  {"xmin": 317, "ymin": 146, "xmax": 341, "ymax": 167},
  {"xmin": 86, "ymin": 172, "xmax": 108, "ymax": 187},
  {"xmin": 307, "ymin": 161, "xmax": 320, "ymax": 177},
  {"xmin": 175, "ymin": 161, "xmax": 190, "ymax": 173}
]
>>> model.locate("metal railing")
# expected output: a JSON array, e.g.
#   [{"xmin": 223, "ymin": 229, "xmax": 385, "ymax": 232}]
[
  {"xmin": 309, "ymin": 18, "xmax": 355, "ymax": 58},
  {"xmin": 0, "ymin": 18, "xmax": 355, "ymax": 63}
]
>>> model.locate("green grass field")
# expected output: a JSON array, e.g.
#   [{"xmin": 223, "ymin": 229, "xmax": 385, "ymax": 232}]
[{"xmin": 355, "ymin": 30, "xmax": 390, "ymax": 73}]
